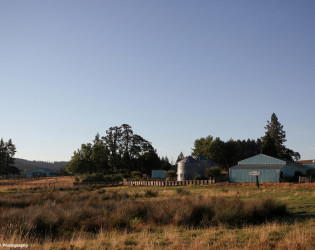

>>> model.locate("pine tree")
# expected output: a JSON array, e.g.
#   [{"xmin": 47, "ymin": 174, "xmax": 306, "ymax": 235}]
[
  {"xmin": 176, "ymin": 152, "xmax": 185, "ymax": 163},
  {"xmin": 0, "ymin": 138, "xmax": 19, "ymax": 176},
  {"xmin": 261, "ymin": 113, "xmax": 300, "ymax": 161}
]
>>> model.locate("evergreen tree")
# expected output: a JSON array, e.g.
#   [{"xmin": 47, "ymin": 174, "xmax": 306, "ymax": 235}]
[
  {"xmin": 176, "ymin": 152, "xmax": 185, "ymax": 163},
  {"xmin": 261, "ymin": 113, "xmax": 300, "ymax": 161},
  {"xmin": 160, "ymin": 156, "xmax": 171, "ymax": 171},
  {"xmin": 0, "ymin": 138, "xmax": 19, "ymax": 176}
]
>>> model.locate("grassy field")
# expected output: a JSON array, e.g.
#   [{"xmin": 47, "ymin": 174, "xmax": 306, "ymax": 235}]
[
  {"xmin": 0, "ymin": 180, "xmax": 314, "ymax": 249},
  {"xmin": 0, "ymin": 176, "xmax": 74, "ymax": 190}
]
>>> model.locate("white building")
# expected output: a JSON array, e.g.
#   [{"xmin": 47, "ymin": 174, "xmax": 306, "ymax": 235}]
[{"xmin": 177, "ymin": 154, "xmax": 218, "ymax": 181}]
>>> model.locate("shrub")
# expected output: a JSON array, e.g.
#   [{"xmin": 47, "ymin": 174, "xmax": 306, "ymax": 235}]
[
  {"xmin": 165, "ymin": 170, "xmax": 177, "ymax": 181},
  {"xmin": 176, "ymin": 188, "xmax": 190, "ymax": 196},
  {"xmin": 145, "ymin": 190, "xmax": 158, "ymax": 198},
  {"xmin": 212, "ymin": 198, "xmax": 244, "ymax": 226},
  {"xmin": 189, "ymin": 205, "xmax": 214, "ymax": 227},
  {"xmin": 193, "ymin": 174, "xmax": 201, "ymax": 180},
  {"xmin": 131, "ymin": 171, "xmax": 142, "ymax": 181},
  {"xmin": 206, "ymin": 167, "xmax": 222, "ymax": 179},
  {"xmin": 82, "ymin": 173, "xmax": 123, "ymax": 183}
]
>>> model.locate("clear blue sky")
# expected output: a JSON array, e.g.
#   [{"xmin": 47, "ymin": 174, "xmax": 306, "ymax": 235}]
[{"xmin": 1, "ymin": 1, "xmax": 315, "ymax": 162}]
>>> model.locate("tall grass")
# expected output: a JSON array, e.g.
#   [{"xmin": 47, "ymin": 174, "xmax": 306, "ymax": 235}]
[
  {"xmin": 0, "ymin": 222, "xmax": 313, "ymax": 249},
  {"xmin": 0, "ymin": 184, "xmax": 314, "ymax": 249},
  {"xmin": 0, "ymin": 188, "xmax": 288, "ymax": 241}
]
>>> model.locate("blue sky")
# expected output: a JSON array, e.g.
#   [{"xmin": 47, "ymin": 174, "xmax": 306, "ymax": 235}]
[{"xmin": 1, "ymin": 1, "xmax": 315, "ymax": 162}]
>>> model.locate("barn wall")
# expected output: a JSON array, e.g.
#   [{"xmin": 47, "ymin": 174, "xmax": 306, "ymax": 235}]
[
  {"xmin": 229, "ymin": 168, "xmax": 281, "ymax": 183},
  {"xmin": 281, "ymin": 165, "xmax": 307, "ymax": 177},
  {"xmin": 184, "ymin": 163, "xmax": 200, "ymax": 180}
]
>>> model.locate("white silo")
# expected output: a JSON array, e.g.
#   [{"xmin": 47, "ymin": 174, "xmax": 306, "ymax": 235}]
[{"xmin": 177, "ymin": 156, "xmax": 199, "ymax": 181}]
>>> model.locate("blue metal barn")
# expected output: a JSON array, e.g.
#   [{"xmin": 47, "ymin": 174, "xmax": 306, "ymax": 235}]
[
  {"xmin": 26, "ymin": 168, "xmax": 58, "ymax": 178},
  {"xmin": 229, "ymin": 154, "xmax": 307, "ymax": 183}
]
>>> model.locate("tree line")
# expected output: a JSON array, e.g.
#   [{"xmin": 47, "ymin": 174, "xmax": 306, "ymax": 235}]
[
  {"xmin": 1, "ymin": 113, "xmax": 301, "ymax": 179},
  {"xmin": 191, "ymin": 113, "xmax": 300, "ymax": 169},
  {"xmin": 66, "ymin": 124, "xmax": 162, "ymax": 175}
]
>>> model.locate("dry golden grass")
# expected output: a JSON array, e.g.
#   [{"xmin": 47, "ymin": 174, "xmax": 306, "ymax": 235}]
[
  {"xmin": 0, "ymin": 176, "xmax": 74, "ymax": 190},
  {"xmin": 0, "ymin": 179, "xmax": 314, "ymax": 249},
  {"xmin": 0, "ymin": 220, "xmax": 312, "ymax": 249}
]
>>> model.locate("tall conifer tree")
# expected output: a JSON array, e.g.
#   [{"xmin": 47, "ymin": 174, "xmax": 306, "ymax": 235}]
[{"xmin": 261, "ymin": 113, "xmax": 300, "ymax": 161}]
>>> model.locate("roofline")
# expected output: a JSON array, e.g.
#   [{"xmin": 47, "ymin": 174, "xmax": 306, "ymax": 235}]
[
  {"xmin": 238, "ymin": 154, "xmax": 286, "ymax": 165},
  {"xmin": 297, "ymin": 159, "xmax": 315, "ymax": 163},
  {"xmin": 230, "ymin": 163, "xmax": 307, "ymax": 169}
]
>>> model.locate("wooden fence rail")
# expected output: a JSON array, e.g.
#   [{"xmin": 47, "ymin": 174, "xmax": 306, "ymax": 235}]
[
  {"xmin": 72, "ymin": 179, "xmax": 216, "ymax": 187},
  {"xmin": 0, "ymin": 179, "xmax": 219, "ymax": 189},
  {"xmin": 124, "ymin": 179, "xmax": 215, "ymax": 186},
  {"xmin": 298, "ymin": 176, "xmax": 313, "ymax": 183}
]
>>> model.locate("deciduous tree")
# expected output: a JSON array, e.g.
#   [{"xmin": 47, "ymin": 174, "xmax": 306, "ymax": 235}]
[{"xmin": 66, "ymin": 124, "xmax": 160, "ymax": 175}]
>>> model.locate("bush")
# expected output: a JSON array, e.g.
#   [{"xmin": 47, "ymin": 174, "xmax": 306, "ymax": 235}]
[
  {"xmin": 165, "ymin": 170, "xmax": 177, "ymax": 181},
  {"xmin": 212, "ymin": 198, "xmax": 244, "ymax": 226},
  {"xmin": 206, "ymin": 167, "xmax": 222, "ymax": 179},
  {"xmin": 145, "ymin": 190, "xmax": 158, "ymax": 198},
  {"xmin": 176, "ymin": 188, "xmax": 190, "ymax": 196},
  {"xmin": 189, "ymin": 205, "xmax": 214, "ymax": 227},
  {"xmin": 82, "ymin": 173, "xmax": 123, "ymax": 183},
  {"xmin": 193, "ymin": 174, "xmax": 201, "ymax": 180},
  {"xmin": 131, "ymin": 171, "xmax": 142, "ymax": 181}
]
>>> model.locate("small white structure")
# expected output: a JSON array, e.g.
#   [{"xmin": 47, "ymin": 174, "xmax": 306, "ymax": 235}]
[{"xmin": 177, "ymin": 154, "xmax": 218, "ymax": 181}]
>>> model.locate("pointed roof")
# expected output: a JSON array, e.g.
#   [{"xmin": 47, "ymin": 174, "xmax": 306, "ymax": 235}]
[
  {"xmin": 238, "ymin": 154, "xmax": 285, "ymax": 165},
  {"xmin": 238, "ymin": 154, "xmax": 306, "ymax": 168},
  {"xmin": 179, "ymin": 156, "xmax": 198, "ymax": 164},
  {"xmin": 194, "ymin": 154, "xmax": 218, "ymax": 166},
  {"xmin": 194, "ymin": 154, "xmax": 209, "ymax": 161}
]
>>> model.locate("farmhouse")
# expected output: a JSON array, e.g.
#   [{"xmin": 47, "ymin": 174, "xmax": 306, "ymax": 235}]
[
  {"xmin": 229, "ymin": 154, "xmax": 307, "ymax": 183},
  {"xmin": 177, "ymin": 154, "xmax": 218, "ymax": 181}
]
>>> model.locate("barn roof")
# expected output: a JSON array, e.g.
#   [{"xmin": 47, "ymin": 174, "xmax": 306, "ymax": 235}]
[
  {"xmin": 194, "ymin": 154, "xmax": 209, "ymax": 161},
  {"xmin": 237, "ymin": 154, "xmax": 305, "ymax": 168},
  {"xmin": 193, "ymin": 154, "xmax": 218, "ymax": 165},
  {"xmin": 238, "ymin": 154, "xmax": 285, "ymax": 165}
]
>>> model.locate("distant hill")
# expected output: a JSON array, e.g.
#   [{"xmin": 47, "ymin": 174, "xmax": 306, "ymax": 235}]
[{"xmin": 14, "ymin": 158, "xmax": 68, "ymax": 173}]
